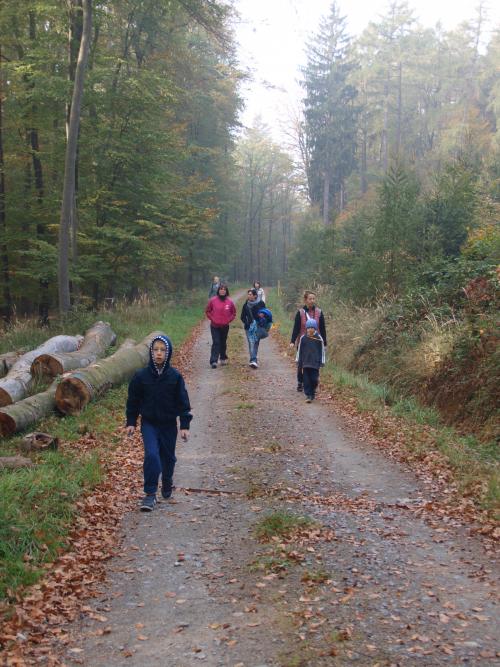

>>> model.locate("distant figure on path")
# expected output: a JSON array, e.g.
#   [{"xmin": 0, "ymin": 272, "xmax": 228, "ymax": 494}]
[
  {"xmin": 290, "ymin": 290, "xmax": 327, "ymax": 392},
  {"xmin": 208, "ymin": 275, "xmax": 221, "ymax": 298},
  {"xmin": 240, "ymin": 288, "xmax": 266, "ymax": 368},
  {"xmin": 253, "ymin": 280, "xmax": 266, "ymax": 303},
  {"xmin": 126, "ymin": 335, "xmax": 192, "ymax": 512},
  {"xmin": 296, "ymin": 318, "xmax": 325, "ymax": 402},
  {"xmin": 205, "ymin": 284, "xmax": 236, "ymax": 368}
]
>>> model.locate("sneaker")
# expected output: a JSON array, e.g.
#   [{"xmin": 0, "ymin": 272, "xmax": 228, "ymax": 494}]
[
  {"xmin": 249, "ymin": 361, "xmax": 258, "ymax": 368},
  {"xmin": 140, "ymin": 494, "xmax": 157, "ymax": 511},
  {"xmin": 297, "ymin": 383, "xmax": 303, "ymax": 392},
  {"xmin": 305, "ymin": 396, "xmax": 313, "ymax": 403},
  {"xmin": 220, "ymin": 359, "xmax": 228, "ymax": 366},
  {"xmin": 210, "ymin": 362, "xmax": 217, "ymax": 369}
]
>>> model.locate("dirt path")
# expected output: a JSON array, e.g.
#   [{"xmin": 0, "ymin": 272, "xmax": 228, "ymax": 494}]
[{"xmin": 63, "ymin": 319, "xmax": 499, "ymax": 666}]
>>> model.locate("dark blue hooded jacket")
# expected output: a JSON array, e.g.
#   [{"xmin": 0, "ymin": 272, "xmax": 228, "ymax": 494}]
[{"xmin": 126, "ymin": 334, "xmax": 192, "ymax": 429}]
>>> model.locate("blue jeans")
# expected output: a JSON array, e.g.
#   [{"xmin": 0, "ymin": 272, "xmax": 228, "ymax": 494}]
[
  {"xmin": 141, "ymin": 420, "xmax": 177, "ymax": 495},
  {"xmin": 245, "ymin": 329, "xmax": 260, "ymax": 362}
]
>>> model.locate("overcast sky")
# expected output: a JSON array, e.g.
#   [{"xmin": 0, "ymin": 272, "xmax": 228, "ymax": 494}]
[{"xmin": 233, "ymin": 0, "xmax": 500, "ymax": 142}]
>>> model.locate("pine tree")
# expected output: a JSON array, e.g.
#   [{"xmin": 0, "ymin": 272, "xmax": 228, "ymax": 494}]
[{"xmin": 302, "ymin": 1, "xmax": 359, "ymax": 225}]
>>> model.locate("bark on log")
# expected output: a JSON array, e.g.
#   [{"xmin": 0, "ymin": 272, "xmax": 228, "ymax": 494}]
[
  {"xmin": 0, "ymin": 335, "xmax": 83, "ymax": 407},
  {"xmin": 31, "ymin": 321, "xmax": 116, "ymax": 379},
  {"xmin": 0, "ymin": 341, "xmax": 135, "ymax": 436},
  {"xmin": 0, "ymin": 350, "xmax": 25, "ymax": 378},
  {"xmin": 0, "ymin": 456, "xmax": 33, "ymax": 469},
  {"xmin": 55, "ymin": 332, "xmax": 164, "ymax": 415}
]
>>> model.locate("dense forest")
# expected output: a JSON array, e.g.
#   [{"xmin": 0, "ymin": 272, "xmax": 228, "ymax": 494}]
[{"xmin": 0, "ymin": 0, "xmax": 243, "ymax": 320}]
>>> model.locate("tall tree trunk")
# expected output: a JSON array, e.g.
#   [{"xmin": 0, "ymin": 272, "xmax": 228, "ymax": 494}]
[
  {"xmin": 247, "ymin": 175, "xmax": 254, "ymax": 280},
  {"xmin": 360, "ymin": 83, "xmax": 368, "ymax": 195},
  {"xmin": 67, "ymin": 0, "xmax": 83, "ymax": 304},
  {"xmin": 339, "ymin": 181, "xmax": 346, "ymax": 212},
  {"xmin": 188, "ymin": 247, "xmax": 193, "ymax": 289},
  {"xmin": 58, "ymin": 0, "xmax": 92, "ymax": 314},
  {"xmin": 322, "ymin": 170, "xmax": 330, "ymax": 226},
  {"xmin": 381, "ymin": 69, "xmax": 390, "ymax": 172},
  {"xmin": 256, "ymin": 202, "xmax": 262, "ymax": 280},
  {"xmin": 29, "ymin": 124, "xmax": 49, "ymax": 324},
  {"xmin": 26, "ymin": 12, "xmax": 49, "ymax": 324},
  {"xmin": 266, "ymin": 190, "xmax": 274, "ymax": 284},
  {"xmin": 361, "ymin": 123, "xmax": 368, "ymax": 195},
  {"xmin": 0, "ymin": 45, "xmax": 12, "ymax": 323},
  {"xmin": 396, "ymin": 60, "xmax": 402, "ymax": 158}
]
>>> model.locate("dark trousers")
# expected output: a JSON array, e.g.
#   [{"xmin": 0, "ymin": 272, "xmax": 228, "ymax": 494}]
[
  {"xmin": 210, "ymin": 325, "xmax": 229, "ymax": 364},
  {"xmin": 141, "ymin": 420, "xmax": 177, "ymax": 495},
  {"xmin": 302, "ymin": 367, "xmax": 320, "ymax": 398}
]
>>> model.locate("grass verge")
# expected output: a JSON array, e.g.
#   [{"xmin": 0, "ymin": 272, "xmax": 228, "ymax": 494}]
[
  {"xmin": 269, "ymin": 288, "xmax": 499, "ymax": 518},
  {"xmin": 254, "ymin": 510, "xmax": 316, "ymax": 541},
  {"xmin": 0, "ymin": 291, "xmax": 206, "ymax": 599}
]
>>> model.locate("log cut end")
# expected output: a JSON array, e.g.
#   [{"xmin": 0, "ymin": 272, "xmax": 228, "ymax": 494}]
[
  {"xmin": 55, "ymin": 377, "xmax": 91, "ymax": 415},
  {"xmin": 31, "ymin": 355, "xmax": 64, "ymax": 379},
  {"xmin": 0, "ymin": 412, "xmax": 16, "ymax": 437},
  {"xmin": 0, "ymin": 388, "xmax": 13, "ymax": 408}
]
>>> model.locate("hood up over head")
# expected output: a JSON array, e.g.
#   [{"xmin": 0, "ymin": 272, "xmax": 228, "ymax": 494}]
[{"xmin": 149, "ymin": 334, "xmax": 173, "ymax": 375}]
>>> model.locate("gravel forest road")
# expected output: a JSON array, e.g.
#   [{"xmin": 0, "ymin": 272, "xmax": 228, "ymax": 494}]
[{"xmin": 64, "ymin": 315, "xmax": 499, "ymax": 667}]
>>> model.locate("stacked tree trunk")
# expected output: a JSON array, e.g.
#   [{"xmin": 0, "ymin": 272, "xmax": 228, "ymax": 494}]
[
  {"xmin": 31, "ymin": 321, "xmax": 116, "ymax": 379},
  {"xmin": 0, "ymin": 329, "xmax": 163, "ymax": 436},
  {"xmin": 55, "ymin": 332, "xmax": 163, "ymax": 415},
  {"xmin": 0, "ymin": 335, "xmax": 84, "ymax": 407},
  {"xmin": 0, "ymin": 341, "xmax": 131, "ymax": 439}
]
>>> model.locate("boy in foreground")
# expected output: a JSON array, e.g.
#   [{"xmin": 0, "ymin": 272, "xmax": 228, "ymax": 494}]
[{"xmin": 126, "ymin": 335, "xmax": 192, "ymax": 511}]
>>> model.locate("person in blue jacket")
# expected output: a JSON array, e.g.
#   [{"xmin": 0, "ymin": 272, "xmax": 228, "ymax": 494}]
[{"xmin": 126, "ymin": 334, "xmax": 192, "ymax": 511}]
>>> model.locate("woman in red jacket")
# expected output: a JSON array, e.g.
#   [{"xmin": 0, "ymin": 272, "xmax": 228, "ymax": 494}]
[{"xmin": 205, "ymin": 284, "xmax": 236, "ymax": 368}]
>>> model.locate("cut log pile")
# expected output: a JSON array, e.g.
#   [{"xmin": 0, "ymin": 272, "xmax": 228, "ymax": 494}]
[
  {"xmin": 0, "ymin": 335, "xmax": 84, "ymax": 406},
  {"xmin": 31, "ymin": 321, "xmax": 116, "ymax": 379},
  {"xmin": 0, "ymin": 328, "xmax": 166, "ymax": 440}
]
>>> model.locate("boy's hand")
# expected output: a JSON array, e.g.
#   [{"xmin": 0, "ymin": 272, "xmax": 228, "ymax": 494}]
[
  {"xmin": 180, "ymin": 429, "xmax": 189, "ymax": 441},
  {"xmin": 289, "ymin": 342, "xmax": 295, "ymax": 349},
  {"xmin": 126, "ymin": 426, "xmax": 135, "ymax": 437}
]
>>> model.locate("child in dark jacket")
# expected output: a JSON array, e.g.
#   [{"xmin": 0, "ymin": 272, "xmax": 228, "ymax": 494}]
[
  {"xmin": 296, "ymin": 319, "xmax": 325, "ymax": 403},
  {"xmin": 126, "ymin": 334, "xmax": 192, "ymax": 511}
]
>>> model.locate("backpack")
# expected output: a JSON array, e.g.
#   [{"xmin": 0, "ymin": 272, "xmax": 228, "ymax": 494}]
[{"xmin": 255, "ymin": 308, "xmax": 273, "ymax": 339}]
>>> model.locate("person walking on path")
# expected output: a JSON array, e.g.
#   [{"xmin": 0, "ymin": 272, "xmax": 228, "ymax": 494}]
[
  {"xmin": 290, "ymin": 290, "xmax": 327, "ymax": 392},
  {"xmin": 208, "ymin": 275, "xmax": 220, "ymax": 298},
  {"xmin": 126, "ymin": 334, "xmax": 192, "ymax": 512},
  {"xmin": 205, "ymin": 284, "xmax": 236, "ymax": 368},
  {"xmin": 253, "ymin": 280, "xmax": 266, "ymax": 303},
  {"xmin": 240, "ymin": 288, "xmax": 266, "ymax": 368},
  {"xmin": 296, "ymin": 318, "xmax": 325, "ymax": 402}
]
